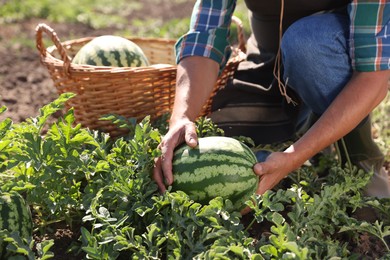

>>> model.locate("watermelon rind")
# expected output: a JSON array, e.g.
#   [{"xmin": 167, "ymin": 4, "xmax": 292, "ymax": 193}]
[
  {"xmin": 0, "ymin": 191, "xmax": 33, "ymax": 240},
  {"xmin": 171, "ymin": 136, "xmax": 258, "ymax": 211},
  {"xmin": 72, "ymin": 35, "xmax": 150, "ymax": 67}
]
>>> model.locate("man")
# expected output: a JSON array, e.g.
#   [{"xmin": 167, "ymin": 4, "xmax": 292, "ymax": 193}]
[{"xmin": 153, "ymin": 0, "xmax": 390, "ymax": 203}]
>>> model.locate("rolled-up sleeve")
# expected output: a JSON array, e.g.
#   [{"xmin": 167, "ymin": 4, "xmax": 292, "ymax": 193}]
[
  {"xmin": 175, "ymin": 0, "xmax": 236, "ymax": 73},
  {"xmin": 349, "ymin": 0, "xmax": 390, "ymax": 71}
]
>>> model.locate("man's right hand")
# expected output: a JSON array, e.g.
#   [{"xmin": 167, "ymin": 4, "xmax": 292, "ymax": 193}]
[
  {"xmin": 153, "ymin": 56, "xmax": 220, "ymax": 192},
  {"xmin": 153, "ymin": 118, "xmax": 198, "ymax": 193}
]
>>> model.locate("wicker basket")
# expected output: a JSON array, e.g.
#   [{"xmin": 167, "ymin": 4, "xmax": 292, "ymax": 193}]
[{"xmin": 35, "ymin": 17, "xmax": 246, "ymax": 137}]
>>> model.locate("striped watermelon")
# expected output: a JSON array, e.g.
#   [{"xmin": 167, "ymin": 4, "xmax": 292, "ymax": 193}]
[
  {"xmin": 0, "ymin": 191, "xmax": 33, "ymax": 240},
  {"xmin": 171, "ymin": 136, "xmax": 258, "ymax": 211},
  {"xmin": 72, "ymin": 35, "xmax": 150, "ymax": 67}
]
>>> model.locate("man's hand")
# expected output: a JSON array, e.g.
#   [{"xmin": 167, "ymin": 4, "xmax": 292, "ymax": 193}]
[
  {"xmin": 252, "ymin": 70, "xmax": 389, "ymax": 196},
  {"xmin": 153, "ymin": 56, "xmax": 219, "ymax": 193},
  {"xmin": 253, "ymin": 146, "xmax": 304, "ymax": 195},
  {"xmin": 153, "ymin": 119, "xmax": 198, "ymax": 192}
]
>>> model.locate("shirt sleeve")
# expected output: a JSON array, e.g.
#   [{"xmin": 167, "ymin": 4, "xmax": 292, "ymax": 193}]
[
  {"xmin": 174, "ymin": 0, "xmax": 236, "ymax": 73},
  {"xmin": 349, "ymin": 1, "xmax": 390, "ymax": 71}
]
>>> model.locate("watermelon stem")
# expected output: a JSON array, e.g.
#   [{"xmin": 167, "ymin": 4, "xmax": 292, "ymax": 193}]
[
  {"xmin": 33, "ymin": 218, "xmax": 65, "ymax": 233},
  {"xmin": 244, "ymin": 217, "xmax": 257, "ymax": 233}
]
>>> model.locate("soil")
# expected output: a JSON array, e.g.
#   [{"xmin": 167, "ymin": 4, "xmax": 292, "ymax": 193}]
[
  {"xmin": 0, "ymin": 1, "xmax": 194, "ymax": 124},
  {"xmin": 0, "ymin": 1, "xmax": 388, "ymax": 259}
]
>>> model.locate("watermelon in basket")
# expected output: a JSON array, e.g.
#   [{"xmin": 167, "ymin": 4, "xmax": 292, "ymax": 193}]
[
  {"xmin": 35, "ymin": 17, "xmax": 246, "ymax": 137},
  {"xmin": 72, "ymin": 35, "xmax": 150, "ymax": 67}
]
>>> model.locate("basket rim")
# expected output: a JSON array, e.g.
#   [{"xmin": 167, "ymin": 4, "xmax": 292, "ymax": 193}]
[
  {"xmin": 39, "ymin": 45, "xmax": 245, "ymax": 75},
  {"xmin": 44, "ymin": 36, "xmax": 178, "ymax": 74},
  {"xmin": 49, "ymin": 36, "xmax": 177, "ymax": 61},
  {"xmin": 35, "ymin": 16, "xmax": 246, "ymax": 75}
]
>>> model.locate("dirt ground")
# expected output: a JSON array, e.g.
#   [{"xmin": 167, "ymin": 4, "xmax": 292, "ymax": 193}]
[{"xmin": 0, "ymin": 1, "xmax": 194, "ymax": 124}]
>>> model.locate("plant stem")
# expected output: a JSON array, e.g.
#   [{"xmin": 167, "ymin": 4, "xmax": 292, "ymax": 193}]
[
  {"xmin": 244, "ymin": 217, "xmax": 257, "ymax": 233},
  {"xmin": 340, "ymin": 138, "xmax": 353, "ymax": 172}
]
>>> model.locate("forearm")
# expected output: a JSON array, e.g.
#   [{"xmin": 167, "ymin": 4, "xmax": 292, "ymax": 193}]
[
  {"xmin": 287, "ymin": 70, "xmax": 389, "ymax": 167},
  {"xmin": 170, "ymin": 56, "xmax": 220, "ymax": 125}
]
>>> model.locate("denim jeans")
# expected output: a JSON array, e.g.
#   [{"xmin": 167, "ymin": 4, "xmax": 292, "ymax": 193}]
[
  {"xmin": 255, "ymin": 12, "xmax": 352, "ymax": 162},
  {"xmin": 280, "ymin": 12, "xmax": 390, "ymax": 198},
  {"xmin": 281, "ymin": 12, "xmax": 352, "ymax": 116}
]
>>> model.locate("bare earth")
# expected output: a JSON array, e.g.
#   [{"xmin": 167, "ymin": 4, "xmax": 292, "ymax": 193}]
[{"xmin": 0, "ymin": 1, "xmax": 194, "ymax": 124}]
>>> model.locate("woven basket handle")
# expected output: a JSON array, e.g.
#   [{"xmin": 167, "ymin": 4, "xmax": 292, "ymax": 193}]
[
  {"xmin": 231, "ymin": 16, "xmax": 246, "ymax": 54},
  {"xmin": 35, "ymin": 23, "xmax": 72, "ymax": 75}
]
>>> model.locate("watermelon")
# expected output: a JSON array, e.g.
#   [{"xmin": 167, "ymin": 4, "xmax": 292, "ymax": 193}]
[
  {"xmin": 171, "ymin": 136, "xmax": 258, "ymax": 211},
  {"xmin": 0, "ymin": 191, "xmax": 33, "ymax": 240},
  {"xmin": 72, "ymin": 35, "xmax": 150, "ymax": 67}
]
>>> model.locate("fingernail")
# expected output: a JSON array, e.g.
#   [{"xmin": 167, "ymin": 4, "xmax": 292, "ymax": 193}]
[{"xmin": 189, "ymin": 138, "xmax": 197, "ymax": 147}]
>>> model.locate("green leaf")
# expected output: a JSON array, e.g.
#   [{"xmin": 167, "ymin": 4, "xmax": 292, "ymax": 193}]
[
  {"xmin": 0, "ymin": 117, "xmax": 12, "ymax": 138},
  {"xmin": 37, "ymin": 92, "xmax": 76, "ymax": 130},
  {"xmin": 284, "ymin": 242, "xmax": 308, "ymax": 259},
  {"xmin": 271, "ymin": 212, "xmax": 285, "ymax": 226},
  {"xmin": 80, "ymin": 227, "xmax": 93, "ymax": 246},
  {"xmin": 35, "ymin": 239, "xmax": 55, "ymax": 259},
  {"xmin": 260, "ymin": 244, "xmax": 278, "ymax": 257},
  {"xmin": 0, "ymin": 105, "xmax": 7, "ymax": 114},
  {"xmin": 0, "ymin": 140, "xmax": 11, "ymax": 152},
  {"xmin": 229, "ymin": 245, "xmax": 244, "ymax": 257}
]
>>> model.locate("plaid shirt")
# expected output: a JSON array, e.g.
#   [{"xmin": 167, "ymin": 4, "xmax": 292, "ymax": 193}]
[
  {"xmin": 349, "ymin": 1, "xmax": 390, "ymax": 71},
  {"xmin": 175, "ymin": 0, "xmax": 390, "ymax": 72}
]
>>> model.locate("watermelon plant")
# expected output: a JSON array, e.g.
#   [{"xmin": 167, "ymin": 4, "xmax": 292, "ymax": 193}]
[{"xmin": 0, "ymin": 93, "xmax": 389, "ymax": 259}]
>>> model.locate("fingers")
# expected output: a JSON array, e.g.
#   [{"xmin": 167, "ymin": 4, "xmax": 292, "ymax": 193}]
[
  {"xmin": 254, "ymin": 161, "xmax": 271, "ymax": 177},
  {"xmin": 159, "ymin": 120, "xmax": 197, "ymax": 185},
  {"xmin": 253, "ymin": 152, "xmax": 297, "ymax": 195},
  {"xmin": 240, "ymin": 205, "xmax": 253, "ymax": 215},
  {"xmin": 160, "ymin": 143, "xmax": 174, "ymax": 185},
  {"xmin": 185, "ymin": 122, "xmax": 198, "ymax": 147},
  {"xmin": 152, "ymin": 157, "xmax": 167, "ymax": 193},
  {"xmin": 253, "ymin": 162, "xmax": 267, "ymax": 195},
  {"xmin": 253, "ymin": 155, "xmax": 279, "ymax": 195},
  {"xmin": 153, "ymin": 119, "xmax": 199, "ymax": 194},
  {"xmin": 253, "ymin": 152, "xmax": 279, "ymax": 176},
  {"xmin": 256, "ymin": 179, "xmax": 269, "ymax": 195},
  {"xmin": 253, "ymin": 163, "xmax": 264, "ymax": 176}
]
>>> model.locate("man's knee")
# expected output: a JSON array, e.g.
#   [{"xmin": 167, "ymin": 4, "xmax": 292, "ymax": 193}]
[
  {"xmin": 280, "ymin": 13, "xmax": 351, "ymax": 114},
  {"xmin": 281, "ymin": 13, "xmax": 350, "ymax": 71}
]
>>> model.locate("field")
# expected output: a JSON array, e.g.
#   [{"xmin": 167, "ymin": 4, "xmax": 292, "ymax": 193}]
[{"xmin": 0, "ymin": 1, "xmax": 389, "ymax": 259}]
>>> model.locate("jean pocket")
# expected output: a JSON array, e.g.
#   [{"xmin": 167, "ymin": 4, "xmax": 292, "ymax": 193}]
[{"xmin": 376, "ymin": 19, "xmax": 390, "ymax": 38}]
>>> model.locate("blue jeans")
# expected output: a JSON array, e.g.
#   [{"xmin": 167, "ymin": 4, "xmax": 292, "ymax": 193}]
[
  {"xmin": 281, "ymin": 12, "xmax": 352, "ymax": 116},
  {"xmin": 280, "ymin": 12, "xmax": 390, "ymax": 198}
]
